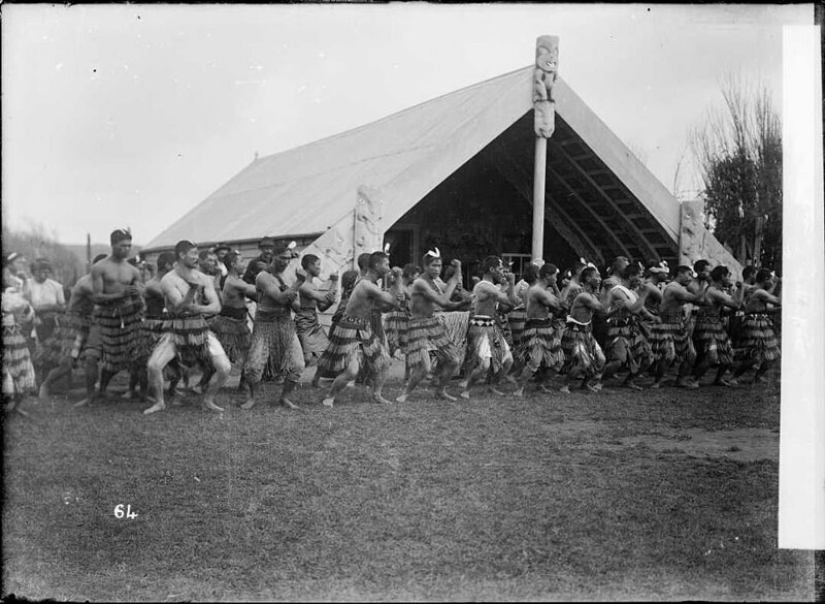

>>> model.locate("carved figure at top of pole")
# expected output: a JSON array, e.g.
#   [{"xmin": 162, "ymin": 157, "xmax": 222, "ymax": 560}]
[{"xmin": 533, "ymin": 35, "xmax": 559, "ymax": 138}]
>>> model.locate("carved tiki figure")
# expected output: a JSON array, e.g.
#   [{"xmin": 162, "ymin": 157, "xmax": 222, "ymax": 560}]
[{"xmin": 533, "ymin": 35, "xmax": 559, "ymax": 138}]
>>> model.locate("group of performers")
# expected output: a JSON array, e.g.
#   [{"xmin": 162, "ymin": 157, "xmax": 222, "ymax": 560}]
[{"xmin": 2, "ymin": 228, "xmax": 782, "ymax": 416}]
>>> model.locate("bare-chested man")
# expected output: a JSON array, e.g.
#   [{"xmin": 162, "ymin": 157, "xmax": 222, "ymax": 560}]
[
  {"xmin": 384, "ymin": 263, "xmax": 421, "ymax": 360},
  {"xmin": 460, "ymin": 255, "xmax": 518, "ymax": 400},
  {"xmin": 600, "ymin": 264, "xmax": 659, "ymax": 390},
  {"xmin": 508, "ymin": 263, "xmax": 540, "ymax": 349},
  {"xmin": 210, "ymin": 251, "xmax": 256, "ymax": 368},
  {"xmin": 513, "ymin": 263, "xmax": 566, "ymax": 397},
  {"xmin": 316, "ymin": 251, "xmax": 402, "ymax": 408},
  {"xmin": 648, "ymin": 265, "xmax": 703, "ymax": 389},
  {"xmin": 560, "ymin": 267, "xmax": 615, "ymax": 393},
  {"xmin": 88, "ymin": 229, "xmax": 144, "ymax": 403},
  {"xmin": 296, "ymin": 254, "xmax": 338, "ymax": 367},
  {"xmin": 241, "ymin": 244, "xmax": 305, "ymax": 411},
  {"xmin": 691, "ymin": 265, "xmax": 745, "ymax": 387},
  {"xmin": 395, "ymin": 251, "xmax": 462, "ymax": 404},
  {"xmin": 125, "ymin": 252, "xmax": 181, "ymax": 402},
  {"xmin": 40, "ymin": 254, "xmax": 107, "ymax": 400},
  {"xmin": 731, "ymin": 268, "xmax": 781, "ymax": 383},
  {"xmin": 560, "ymin": 260, "xmax": 587, "ymax": 309},
  {"xmin": 143, "ymin": 240, "xmax": 230, "ymax": 414}
]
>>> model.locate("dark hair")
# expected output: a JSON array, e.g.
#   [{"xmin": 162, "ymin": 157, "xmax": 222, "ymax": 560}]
[
  {"xmin": 610, "ymin": 256, "xmax": 630, "ymax": 274},
  {"xmin": 710, "ymin": 265, "xmax": 729, "ymax": 282},
  {"xmin": 341, "ymin": 269, "xmax": 359, "ymax": 290},
  {"xmin": 174, "ymin": 240, "xmax": 197, "ymax": 260},
  {"xmin": 622, "ymin": 264, "xmax": 642, "ymax": 280},
  {"xmin": 539, "ymin": 263, "xmax": 558, "ymax": 280},
  {"xmin": 676, "ymin": 265, "xmax": 693, "ymax": 276},
  {"xmin": 568, "ymin": 260, "xmax": 586, "ymax": 277},
  {"xmin": 755, "ymin": 268, "xmax": 774, "ymax": 283},
  {"xmin": 157, "ymin": 252, "xmax": 176, "ymax": 270},
  {"xmin": 742, "ymin": 266, "xmax": 756, "ymax": 281},
  {"xmin": 34, "ymin": 257, "xmax": 52, "ymax": 272},
  {"xmin": 581, "ymin": 267, "xmax": 599, "ymax": 282},
  {"xmin": 92, "ymin": 253, "xmax": 108, "ymax": 265},
  {"xmin": 357, "ymin": 253, "xmax": 371, "ymax": 271},
  {"xmin": 301, "ymin": 254, "xmax": 320, "ymax": 271},
  {"xmin": 522, "ymin": 264, "xmax": 540, "ymax": 284},
  {"xmin": 110, "ymin": 228, "xmax": 132, "ymax": 246},
  {"xmin": 693, "ymin": 259, "xmax": 711, "ymax": 275},
  {"xmin": 368, "ymin": 251, "xmax": 388, "ymax": 272},
  {"xmin": 402, "ymin": 264, "xmax": 421, "ymax": 279},
  {"xmin": 481, "ymin": 255, "xmax": 501, "ymax": 274},
  {"xmin": 223, "ymin": 251, "xmax": 241, "ymax": 271},
  {"xmin": 198, "ymin": 250, "xmax": 215, "ymax": 262}
]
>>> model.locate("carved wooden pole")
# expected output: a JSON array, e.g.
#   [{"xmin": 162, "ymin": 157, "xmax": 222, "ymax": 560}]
[{"xmin": 532, "ymin": 35, "xmax": 559, "ymax": 262}]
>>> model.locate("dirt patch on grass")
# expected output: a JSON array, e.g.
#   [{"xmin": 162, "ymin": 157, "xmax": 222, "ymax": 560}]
[{"xmin": 620, "ymin": 428, "xmax": 779, "ymax": 462}]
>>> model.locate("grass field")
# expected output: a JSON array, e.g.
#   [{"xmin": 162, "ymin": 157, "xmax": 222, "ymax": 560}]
[{"xmin": 2, "ymin": 365, "xmax": 814, "ymax": 601}]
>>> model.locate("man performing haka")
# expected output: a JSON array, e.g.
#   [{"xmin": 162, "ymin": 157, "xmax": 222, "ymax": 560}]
[
  {"xmin": 86, "ymin": 229, "xmax": 144, "ymax": 404},
  {"xmin": 600, "ymin": 264, "xmax": 659, "ymax": 391},
  {"xmin": 143, "ymin": 240, "xmax": 230, "ymax": 414},
  {"xmin": 296, "ymin": 254, "xmax": 338, "ymax": 367},
  {"xmin": 39, "ymin": 254, "xmax": 107, "ymax": 400},
  {"xmin": 314, "ymin": 252, "xmax": 402, "ymax": 408},
  {"xmin": 126, "ymin": 252, "xmax": 179, "ymax": 402},
  {"xmin": 384, "ymin": 263, "xmax": 420, "ymax": 360},
  {"xmin": 513, "ymin": 263, "xmax": 566, "ymax": 398},
  {"xmin": 560, "ymin": 267, "xmax": 611, "ymax": 394},
  {"xmin": 648, "ymin": 265, "xmax": 702, "ymax": 389},
  {"xmin": 508, "ymin": 263, "xmax": 539, "ymax": 349},
  {"xmin": 241, "ymin": 244, "xmax": 305, "ymax": 411},
  {"xmin": 193, "ymin": 251, "xmax": 256, "ymax": 394},
  {"xmin": 691, "ymin": 265, "xmax": 745, "ymax": 387},
  {"xmin": 392, "ymin": 251, "xmax": 462, "ymax": 403},
  {"xmin": 459, "ymin": 255, "xmax": 518, "ymax": 400},
  {"xmin": 730, "ymin": 268, "xmax": 781, "ymax": 384}
]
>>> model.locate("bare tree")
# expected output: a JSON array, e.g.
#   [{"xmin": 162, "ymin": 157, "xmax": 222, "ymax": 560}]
[{"xmin": 690, "ymin": 74, "xmax": 782, "ymax": 269}]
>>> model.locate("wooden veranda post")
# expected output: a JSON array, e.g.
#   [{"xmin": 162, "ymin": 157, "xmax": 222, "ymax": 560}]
[{"xmin": 532, "ymin": 35, "xmax": 559, "ymax": 262}]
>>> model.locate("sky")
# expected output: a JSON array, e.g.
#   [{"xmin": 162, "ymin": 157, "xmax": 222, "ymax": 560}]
[{"xmin": 1, "ymin": 3, "xmax": 812, "ymax": 246}]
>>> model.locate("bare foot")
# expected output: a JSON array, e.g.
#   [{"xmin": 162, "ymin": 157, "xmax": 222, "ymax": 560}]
[
  {"xmin": 372, "ymin": 394, "xmax": 393, "ymax": 404},
  {"xmin": 437, "ymin": 388, "xmax": 457, "ymax": 402},
  {"xmin": 143, "ymin": 400, "xmax": 166, "ymax": 415},
  {"xmin": 74, "ymin": 396, "xmax": 97, "ymax": 408},
  {"xmin": 202, "ymin": 399, "xmax": 224, "ymax": 413},
  {"xmin": 488, "ymin": 387, "xmax": 505, "ymax": 397},
  {"xmin": 559, "ymin": 385, "xmax": 571, "ymax": 394},
  {"xmin": 121, "ymin": 390, "xmax": 136, "ymax": 400},
  {"xmin": 676, "ymin": 378, "xmax": 699, "ymax": 389},
  {"xmin": 38, "ymin": 384, "xmax": 50, "ymax": 400},
  {"xmin": 240, "ymin": 398, "xmax": 256, "ymax": 410},
  {"xmin": 279, "ymin": 398, "xmax": 300, "ymax": 410},
  {"xmin": 322, "ymin": 397, "xmax": 335, "ymax": 408},
  {"xmin": 650, "ymin": 381, "xmax": 662, "ymax": 389},
  {"xmin": 513, "ymin": 387, "xmax": 525, "ymax": 398},
  {"xmin": 459, "ymin": 390, "xmax": 471, "ymax": 400},
  {"xmin": 623, "ymin": 381, "xmax": 643, "ymax": 391}
]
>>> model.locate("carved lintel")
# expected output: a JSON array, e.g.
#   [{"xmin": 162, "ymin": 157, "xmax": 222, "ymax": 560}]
[{"xmin": 533, "ymin": 35, "xmax": 559, "ymax": 139}]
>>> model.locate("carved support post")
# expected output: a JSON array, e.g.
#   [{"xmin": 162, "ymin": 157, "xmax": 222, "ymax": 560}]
[
  {"xmin": 532, "ymin": 35, "xmax": 559, "ymax": 262},
  {"xmin": 353, "ymin": 185, "xmax": 385, "ymax": 269}
]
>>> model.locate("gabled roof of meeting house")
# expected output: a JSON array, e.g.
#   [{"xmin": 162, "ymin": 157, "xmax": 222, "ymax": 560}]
[{"xmin": 144, "ymin": 65, "xmax": 685, "ymax": 265}]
